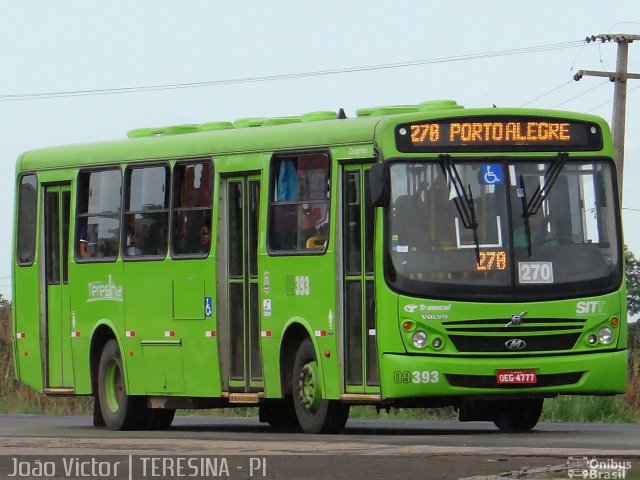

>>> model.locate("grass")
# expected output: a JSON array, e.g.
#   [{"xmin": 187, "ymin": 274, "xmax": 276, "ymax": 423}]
[
  {"xmin": 348, "ymin": 406, "xmax": 456, "ymax": 421},
  {"xmin": 541, "ymin": 395, "xmax": 637, "ymax": 423}
]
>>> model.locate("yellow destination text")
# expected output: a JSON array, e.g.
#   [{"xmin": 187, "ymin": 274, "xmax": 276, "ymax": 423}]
[{"xmin": 448, "ymin": 121, "xmax": 571, "ymax": 143}]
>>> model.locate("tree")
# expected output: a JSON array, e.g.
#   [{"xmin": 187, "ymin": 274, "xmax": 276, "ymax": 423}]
[
  {"xmin": 626, "ymin": 246, "xmax": 640, "ymax": 317},
  {"xmin": 0, "ymin": 292, "xmax": 10, "ymax": 329}
]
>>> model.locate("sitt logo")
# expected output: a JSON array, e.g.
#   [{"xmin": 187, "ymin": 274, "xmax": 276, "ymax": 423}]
[{"xmin": 576, "ymin": 301, "xmax": 605, "ymax": 314}]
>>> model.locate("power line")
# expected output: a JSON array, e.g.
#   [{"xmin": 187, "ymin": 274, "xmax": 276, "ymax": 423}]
[
  {"xmin": 551, "ymin": 80, "xmax": 609, "ymax": 108},
  {"xmin": 520, "ymin": 79, "xmax": 574, "ymax": 107},
  {"xmin": 586, "ymin": 83, "xmax": 640, "ymax": 113},
  {"xmin": 0, "ymin": 41, "xmax": 586, "ymax": 103}
]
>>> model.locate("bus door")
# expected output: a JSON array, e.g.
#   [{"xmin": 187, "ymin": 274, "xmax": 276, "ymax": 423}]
[
  {"xmin": 43, "ymin": 184, "xmax": 73, "ymax": 388},
  {"xmin": 219, "ymin": 174, "xmax": 262, "ymax": 392},
  {"xmin": 341, "ymin": 164, "xmax": 379, "ymax": 393}
]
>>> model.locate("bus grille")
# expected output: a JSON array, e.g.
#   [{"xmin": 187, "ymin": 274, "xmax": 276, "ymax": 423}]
[
  {"xmin": 442, "ymin": 318, "xmax": 584, "ymax": 353},
  {"xmin": 443, "ymin": 317, "xmax": 586, "ymax": 333},
  {"xmin": 446, "ymin": 372, "xmax": 584, "ymax": 388}
]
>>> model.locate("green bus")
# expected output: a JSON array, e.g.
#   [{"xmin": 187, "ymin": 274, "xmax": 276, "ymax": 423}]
[{"xmin": 12, "ymin": 100, "xmax": 626, "ymax": 433}]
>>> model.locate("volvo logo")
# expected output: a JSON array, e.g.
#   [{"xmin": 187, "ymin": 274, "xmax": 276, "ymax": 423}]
[
  {"xmin": 505, "ymin": 338, "xmax": 527, "ymax": 350},
  {"xmin": 505, "ymin": 311, "xmax": 528, "ymax": 328}
]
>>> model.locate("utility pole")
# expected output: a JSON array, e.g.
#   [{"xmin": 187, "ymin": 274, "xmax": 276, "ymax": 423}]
[{"xmin": 574, "ymin": 34, "xmax": 640, "ymax": 200}]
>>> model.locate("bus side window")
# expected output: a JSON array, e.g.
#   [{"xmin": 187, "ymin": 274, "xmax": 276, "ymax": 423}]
[
  {"xmin": 268, "ymin": 153, "xmax": 330, "ymax": 254},
  {"xmin": 76, "ymin": 169, "xmax": 122, "ymax": 261},
  {"xmin": 171, "ymin": 160, "xmax": 213, "ymax": 257},
  {"xmin": 17, "ymin": 174, "xmax": 38, "ymax": 265},
  {"xmin": 124, "ymin": 165, "xmax": 170, "ymax": 259}
]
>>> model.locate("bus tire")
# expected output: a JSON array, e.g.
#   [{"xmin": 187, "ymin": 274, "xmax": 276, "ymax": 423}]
[
  {"xmin": 92, "ymin": 394, "xmax": 106, "ymax": 427},
  {"xmin": 493, "ymin": 398, "xmax": 543, "ymax": 432},
  {"xmin": 259, "ymin": 398, "xmax": 301, "ymax": 432},
  {"xmin": 97, "ymin": 339, "xmax": 148, "ymax": 430},
  {"xmin": 146, "ymin": 409, "xmax": 176, "ymax": 430},
  {"xmin": 292, "ymin": 338, "xmax": 349, "ymax": 434}
]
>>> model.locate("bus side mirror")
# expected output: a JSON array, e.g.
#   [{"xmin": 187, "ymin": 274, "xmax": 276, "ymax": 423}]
[{"xmin": 369, "ymin": 163, "xmax": 390, "ymax": 207}]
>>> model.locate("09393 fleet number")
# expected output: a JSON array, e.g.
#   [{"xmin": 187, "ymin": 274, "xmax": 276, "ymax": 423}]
[
  {"xmin": 393, "ymin": 370, "xmax": 440, "ymax": 384},
  {"xmin": 285, "ymin": 275, "xmax": 310, "ymax": 296}
]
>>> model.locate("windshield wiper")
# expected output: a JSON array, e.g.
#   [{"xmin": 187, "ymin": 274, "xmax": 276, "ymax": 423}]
[
  {"xmin": 439, "ymin": 154, "xmax": 480, "ymax": 262},
  {"xmin": 524, "ymin": 152, "xmax": 568, "ymax": 218},
  {"xmin": 519, "ymin": 152, "xmax": 568, "ymax": 257},
  {"xmin": 518, "ymin": 174, "xmax": 533, "ymax": 257}
]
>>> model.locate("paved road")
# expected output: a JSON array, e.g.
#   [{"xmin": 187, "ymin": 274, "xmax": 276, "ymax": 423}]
[{"xmin": 0, "ymin": 415, "xmax": 638, "ymax": 479}]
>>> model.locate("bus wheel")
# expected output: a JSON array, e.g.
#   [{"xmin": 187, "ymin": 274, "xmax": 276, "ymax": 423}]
[
  {"xmin": 292, "ymin": 338, "xmax": 349, "ymax": 434},
  {"xmin": 97, "ymin": 339, "xmax": 147, "ymax": 430},
  {"xmin": 493, "ymin": 398, "xmax": 543, "ymax": 432},
  {"xmin": 259, "ymin": 398, "xmax": 300, "ymax": 432},
  {"xmin": 146, "ymin": 409, "xmax": 176, "ymax": 430},
  {"xmin": 92, "ymin": 394, "xmax": 106, "ymax": 427}
]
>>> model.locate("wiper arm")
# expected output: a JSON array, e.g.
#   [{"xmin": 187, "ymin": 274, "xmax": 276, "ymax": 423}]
[
  {"xmin": 439, "ymin": 154, "xmax": 480, "ymax": 262},
  {"xmin": 440, "ymin": 155, "xmax": 477, "ymax": 229},
  {"xmin": 524, "ymin": 152, "xmax": 568, "ymax": 218},
  {"xmin": 468, "ymin": 185, "xmax": 481, "ymax": 263},
  {"xmin": 519, "ymin": 174, "xmax": 533, "ymax": 257}
]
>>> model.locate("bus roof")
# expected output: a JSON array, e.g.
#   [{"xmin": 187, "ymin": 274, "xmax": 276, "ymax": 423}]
[
  {"xmin": 16, "ymin": 101, "xmax": 610, "ymax": 172},
  {"xmin": 17, "ymin": 114, "xmax": 381, "ymax": 172}
]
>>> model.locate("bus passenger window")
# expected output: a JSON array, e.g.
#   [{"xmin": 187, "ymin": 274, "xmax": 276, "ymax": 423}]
[
  {"xmin": 17, "ymin": 174, "xmax": 37, "ymax": 265},
  {"xmin": 268, "ymin": 153, "xmax": 330, "ymax": 254},
  {"xmin": 76, "ymin": 169, "xmax": 122, "ymax": 261},
  {"xmin": 171, "ymin": 160, "xmax": 213, "ymax": 257},
  {"xmin": 124, "ymin": 165, "xmax": 170, "ymax": 259}
]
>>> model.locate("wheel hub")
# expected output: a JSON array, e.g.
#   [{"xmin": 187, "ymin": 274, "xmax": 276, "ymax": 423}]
[
  {"xmin": 297, "ymin": 361, "xmax": 321, "ymax": 414},
  {"xmin": 105, "ymin": 360, "xmax": 123, "ymax": 413}
]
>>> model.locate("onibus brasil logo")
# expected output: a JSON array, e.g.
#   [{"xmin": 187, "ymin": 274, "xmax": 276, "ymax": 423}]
[{"xmin": 87, "ymin": 276, "xmax": 123, "ymax": 303}]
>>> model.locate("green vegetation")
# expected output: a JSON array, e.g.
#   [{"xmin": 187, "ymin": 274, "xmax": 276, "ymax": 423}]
[
  {"xmin": 541, "ymin": 395, "xmax": 636, "ymax": 423},
  {"xmin": 348, "ymin": 406, "xmax": 456, "ymax": 421},
  {"xmin": 625, "ymin": 246, "xmax": 640, "ymax": 316}
]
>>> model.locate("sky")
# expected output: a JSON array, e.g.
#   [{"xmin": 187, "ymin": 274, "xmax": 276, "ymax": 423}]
[{"xmin": 1, "ymin": 0, "xmax": 639, "ymax": 300}]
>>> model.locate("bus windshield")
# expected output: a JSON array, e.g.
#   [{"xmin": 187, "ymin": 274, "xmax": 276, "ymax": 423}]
[{"xmin": 387, "ymin": 158, "xmax": 621, "ymax": 301}]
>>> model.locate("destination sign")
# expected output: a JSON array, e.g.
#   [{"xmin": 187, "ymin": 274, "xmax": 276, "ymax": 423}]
[{"xmin": 395, "ymin": 117, "xmax": 602, "ymax": 152}]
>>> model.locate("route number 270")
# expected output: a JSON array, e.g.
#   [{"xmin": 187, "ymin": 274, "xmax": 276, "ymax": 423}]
[
  {"xmin": 518, "ymin": 261, "xmax": 554, "ymax": 284},
  {"xmin": 393, "ymin": 371, "xmax": 440, "ymax": 384}
]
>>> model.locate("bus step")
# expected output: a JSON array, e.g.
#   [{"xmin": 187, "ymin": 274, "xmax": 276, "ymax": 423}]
[
  {"xmin": 226, "ymin": 393, "xmax": 263, "ymax": 404},
  {"xmin": 340, "ymin": 393, "xmax": 382, "ymax": 403},
  {"xmin": 43, "ymin": 387, "xmax": 75, "ymax": 395}
]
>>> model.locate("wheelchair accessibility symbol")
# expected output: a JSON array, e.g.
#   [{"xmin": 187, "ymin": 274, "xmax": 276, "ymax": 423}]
[{"xmin": 481, "ymin": 164, "xmax": 504, "ymax": 185}]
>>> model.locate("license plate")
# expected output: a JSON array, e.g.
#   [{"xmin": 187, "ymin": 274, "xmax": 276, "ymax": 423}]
[{"xmin": 496, "ymin": 369, "xmax": 537, "ymax": 384}]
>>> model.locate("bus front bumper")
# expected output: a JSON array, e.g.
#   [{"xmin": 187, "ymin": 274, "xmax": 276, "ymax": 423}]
[{"xmin": 380, "ymin": 349, "xmax": 628, "ymax": 398}]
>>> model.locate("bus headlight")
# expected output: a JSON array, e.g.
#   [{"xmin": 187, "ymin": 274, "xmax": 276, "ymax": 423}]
[
  {"xmin": 597, "ymin": 327, "xmax": 613, "ymax": 345},
  {"xmin": 412, "ymin": 331, "xmax": 428, "ymax": 349}
]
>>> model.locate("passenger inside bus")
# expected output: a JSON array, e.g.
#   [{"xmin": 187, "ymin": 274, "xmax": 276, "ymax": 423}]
[
  {"xmin": 125, "ymin": 214, "xmax": 142, "ymax": 256},
  {"xmin": 513, "ymin": 211, "xmax": 557, "ymax": 248},
  {"xmin": 270, "ymin": 153, "xmax": 330, "ymax": 251},
  {"xmin": 199, "ymin": 225, "xmax": 211, "ymax": 253},
  {"xmin": 78, "ymin": 222, "xmax": 89, "ymax": 258},
  {"xmin": 299, "ymin": 203, "xmax": 328, "ymax": 249}
]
